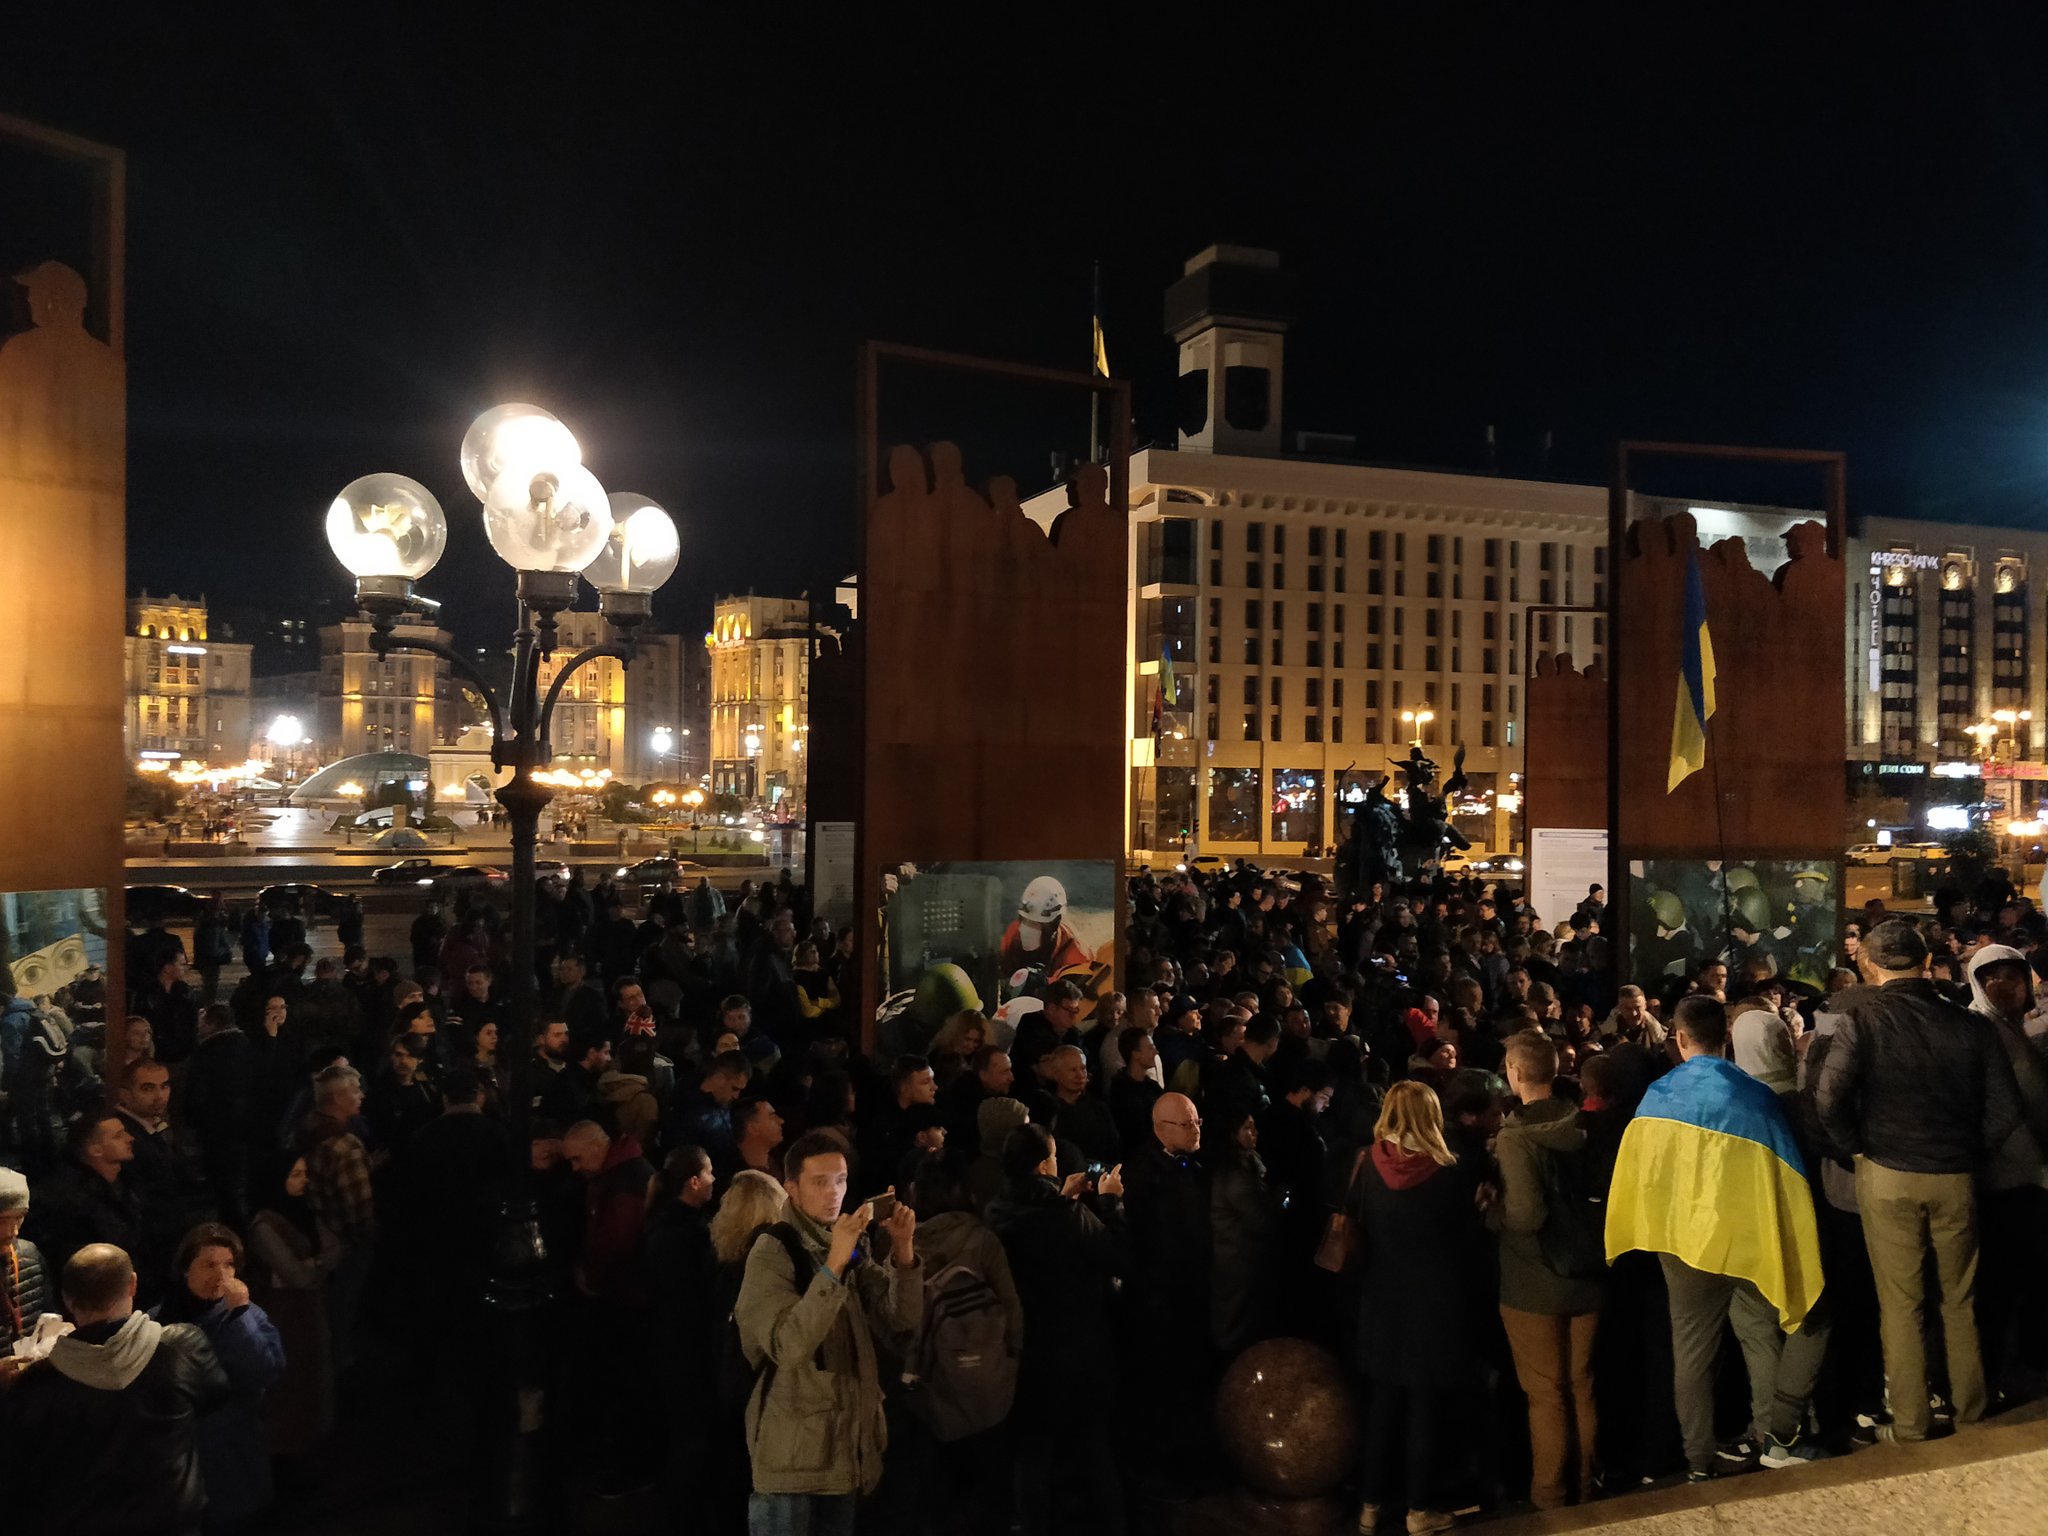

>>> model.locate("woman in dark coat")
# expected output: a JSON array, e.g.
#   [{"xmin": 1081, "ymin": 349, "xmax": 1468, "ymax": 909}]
[
  {"xmin": 157, "ymin": 1222, "xmax": 288, "ymax": 1532},
  {"xmin": 1351, "ymin": 1081, "xmax": 1492, "ymax": 1536},
  {"xmin": 986, "ymin": 1123, "xmax": 1130, "ymax": 1536},
  {"xmin": 1207, "ymin": 1103, "xmax": 1278, "ymax": 1357},
  {"xmin": 243, "ymin": 1156, "xmax": 336, "ymax": 1462}
]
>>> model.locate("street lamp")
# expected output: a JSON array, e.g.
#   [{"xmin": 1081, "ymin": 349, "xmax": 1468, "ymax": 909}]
[
  {"xmin": 322, "ymin": 401, "xmax": 678, "ymax": 1525},
  {"xmin": 1401, "ymin": 708, "xmax": 1436, "ymax": 748},
  {"xmin": 683, "ymin": 786, "xmax": 705, "ymax": 853}
]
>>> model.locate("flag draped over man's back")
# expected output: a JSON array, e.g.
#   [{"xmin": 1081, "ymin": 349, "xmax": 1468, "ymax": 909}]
[{"xmin": 1667, "ymin": 549, "xmax": 1718, "ymax": 792}]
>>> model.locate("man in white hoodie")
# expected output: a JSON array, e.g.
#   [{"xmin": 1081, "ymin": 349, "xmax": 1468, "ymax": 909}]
[
  {"xmin": 0, "ymin": 1243, "xmax": 229, "ymax": 1535},
  {"xmin": 1965, "ymin": 944, "xmax": 2048, "ymax": 1401}
]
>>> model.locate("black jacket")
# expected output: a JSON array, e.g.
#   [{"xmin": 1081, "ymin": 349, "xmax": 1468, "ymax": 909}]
[
  {"xmin": 985, "ymin": 1176, "xmax": 1129, "ymax": 1406},
  {"xmin": 1122, "ymin": 1143, "xmax": 1211, "ymax": 1318},
  {"xmin": 1109, "ymin": 1073, "xmax": 1163, "ymax": 1157},
  {"xmin": 644, "ymin": 1199, "xmax": 716, "ymax": 1394},
  {"xmin": 0, "ymin": 1237, "xmax": 51, "ymax": 1354},
  {"xmin": 182, "ymin": 1028, "xmax": 257, "ymax": 1153},
  {"xmin": 1814, "ymin": 979, "xmax": 2025, "ymax": 1175},
  {"xmin": 1, "ymin": 1311, "xmax": 231, "ymax": 1536},
  {"xmin": 25, "ymin": 1164, "xmax": 147, "ymax": 1300}
]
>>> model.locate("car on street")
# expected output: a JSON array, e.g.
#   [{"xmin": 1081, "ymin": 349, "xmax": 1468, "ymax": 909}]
[
  {"xmin": 124, "ymin": 884, "xmax": 207, "ymax": 925},
  {"xmin": 256, "ymin": 883, "xmax": 354, "ymax": 922},
  {"xmin": 615, "ymin": 856, "xmax": 683, "ymax": 890},
  {"xmin": 1173, "ymin": 854, "xmax": 1231, "ymax": 876},
  {"xmin": 533, "ymin": 860, "xmax": 573, "ymax": 885},
  {"xmin": 433, "ymin": 865, "xmax": 511, "ymax": 894},
  {"xmin": 372, "ymin": 857, "xmax": 451, "ymax": 886},
  {"xmin": 1846, "ymin": 843, "xmax": 1896, "ymax": 865}
]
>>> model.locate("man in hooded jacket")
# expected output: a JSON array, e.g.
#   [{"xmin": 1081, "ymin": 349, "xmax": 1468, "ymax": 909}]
[
  {"xmin": 1, "ymin": 1243, "xmax": 230, "ymax": 1535},
  {"xmin": 1964, "ymin": 943, "xmax": 2048, "ymax": 1398}
]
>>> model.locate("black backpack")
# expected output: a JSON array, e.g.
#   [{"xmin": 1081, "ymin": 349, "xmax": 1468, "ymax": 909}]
[
  {"xmin": 714, "ymin": 1223, "xmax": 819, "ymax": 1418},
  {"xmin": 1536, "ymin": 1136, "xmax": 1608, "ymax": 1282},
  {"xmin": 900, "ymin": 1255, "xmax": 1018, "ymax": 1442}
]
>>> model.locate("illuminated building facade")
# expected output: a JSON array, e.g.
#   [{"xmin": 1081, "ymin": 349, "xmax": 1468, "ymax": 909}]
[
  {"xmin": 124, "ymin": 593, "xmax": 253, "ymax": 765},
  {"xmin": 1023, "ymin": 246, "xmax": 1607, "ymax": 860},
  {"xmin": 708, "ymin": 594, "xmax": 830, "ymax": 811},
  {"xmin": 1846, "ymin": 516, "xmax": 2047, "ymax": 827},
  {"xmin": 316, "ymin": 610, "xmax": 457, "ymax": 760}
]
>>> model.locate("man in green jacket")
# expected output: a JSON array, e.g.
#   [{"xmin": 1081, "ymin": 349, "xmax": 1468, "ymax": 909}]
[
  {"xmin": 736, "ymin": 1129, "xmax": 922, "ymax": 1535},
  {"xmin": 1490, "ymin": 1030, "xmax": 1604, "ymax": 1510}
]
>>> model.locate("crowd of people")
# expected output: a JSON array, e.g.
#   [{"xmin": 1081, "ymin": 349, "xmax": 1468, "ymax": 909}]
[{"xmin": 2, "ymin": 856, "xmax": 2044, "ymax": 1536}]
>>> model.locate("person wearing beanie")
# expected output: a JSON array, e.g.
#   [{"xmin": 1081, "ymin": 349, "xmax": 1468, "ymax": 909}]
[
  {"xmin": 1814, "ymin": 918, "xmax": 2025, "ymax": 1442},
  {"xmin": 0, "ymin": 1168, "xmax": 51, "ymax": 1369}
]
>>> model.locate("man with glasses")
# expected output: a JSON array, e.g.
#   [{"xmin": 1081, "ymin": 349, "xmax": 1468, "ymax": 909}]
[{"xmin": 1124, "ymin": 1092, "xmax": 1213, "ymax": 1480}]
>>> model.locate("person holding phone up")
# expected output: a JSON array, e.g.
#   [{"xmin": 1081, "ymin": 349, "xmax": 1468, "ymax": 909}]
[{"xmin": 734, "ymin": 1129, "xmax": 922, "ymax": 1536}]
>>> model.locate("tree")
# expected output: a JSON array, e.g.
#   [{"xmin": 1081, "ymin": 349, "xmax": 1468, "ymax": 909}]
[
  {"xmin": 126, "ymin": 769, "xmax": 184, "ymax": 824},
  {"xmin": 1943, "ymin": 824, "xmax": 1999, "ymax": 891}
]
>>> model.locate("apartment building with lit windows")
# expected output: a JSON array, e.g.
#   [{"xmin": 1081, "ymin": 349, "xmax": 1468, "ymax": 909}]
[
  {"xmin": 533, "ymin": 609, "xmax": 689, "ymax": 782},
  {"xmin": 1027, "ymin": 246, "xmax": 1609, "ymax": 859},
  {"xmin": 125, "ymin": 593, "xmax": 254, "ymax": 765},
  {"xmin": 1846, "ymin": 516, "xmax": 2048, "ymax": 824}
]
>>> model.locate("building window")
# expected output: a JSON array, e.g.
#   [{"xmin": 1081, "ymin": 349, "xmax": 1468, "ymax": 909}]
[
  {"xmin": 1308, "ymin": 604, "xmax": 1323, "ymax": 632},
  {"xmin": 1426, "ymin": 646, "xmax": 1439, "ymax": 671},
  {"xmin": 1211, "ymin": 560, "xmax": 1223, "ymax": 586},
  {"xmin": 1303, "ymin": 716, "xmax": 1322, "ymax": 742},
  {"xmin": 1247, "ymin": 523, "xmax": 1264, "ymax": 553},
  {"xmin": 1482, "ymin": 718, "xmax": 1496, "ymax": 746},
  {"xmin": 1427, "ymin": 534, "xmax": 1442, "ymax": 563},
  {"xmin": 1273, "ymin": 565, "xmax": 1285, "ymax": 589},
  {"xmin": 1305, "ymin": 678, "xmax": 1322, "ymax": 707},
  {"xmin": 1309, "ymin": 565, "xmax": 1324, "ymax": 591},
  {"xmin": 1367, "ymin": 644, "xmax": 1382, "ymax": 669},
  {"xmin": 1365, "ymin": 716, "xmax": 1381, "ymax": 744},
  {"xmin": 1369, "ymin": 530, "xmax": 1384, "ymax": 560},
  {"xmin": 1273, "ymin": 526, "xmax": 1286, "ymax": 555},
  {"xmin": 1270, "ymin": 637, "xmax": 1284, "ymax": 666},
  {"xmin": 1368, "ymin": 568, "xmax": 1384, "ymax": 595},
  {"xmin": 1308, "ymin": 527, "xmax": 1324, "ymax": 556},
  {"xmin": 1394, "ymin": 570, "xmax": 1405, "ymax": 597},
  {"xmin": 1485, "ymin": 539, "xmax": 1500, "ymax": 566},
  {"xmin": 1332, "ymin": 641, "xmax": 1344, "ymax": 667},
  {"xmin": 1331, "ymin": 715, "xmax": 1343, "ymax": 742},
  {"xmin": 1427, "ymin": 572, "xmax": 1441, "ymax": 597},
  {"xmin": 1425, "ymin": 610, "xmax": 1439, "ymax": 637},
  {"xmin": 1271, "ymin": 712, "xmax": 1283, "ymax": 740},
  {"xmin": 1336, "ymin": 531, "xmax": 1347, "ymax": 558},
  {"xmin": 1306, "ymin": 640, "xmax": 1322, "ymax": 667},
  {"xmin": 1244, "ymin": 637, "xmax": 1260, "ymax": 664},
  {"xmin": 1244, "ymin": 676, "xmax": 1261, "ymax": 705},
  {"xmin": 1244, "ymin": 712, "xmax": 1260, "ymax": 741},
  {"xmin": 1246, "ymin": 600, "xmax": 1262, "ymax": 629}
]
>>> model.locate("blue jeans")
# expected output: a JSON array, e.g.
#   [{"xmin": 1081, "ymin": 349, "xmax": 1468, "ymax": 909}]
[{"xmin": 747, "ymin": 1492, "xmax": 857, "ymax": 1536}]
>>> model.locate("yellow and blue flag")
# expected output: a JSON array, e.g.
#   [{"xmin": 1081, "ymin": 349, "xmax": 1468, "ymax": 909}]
[
  {"xmin": 1605, "ymin": 1054, "xmax": 1824, "ymax": 1330},
  {"xmin": 1667, "ymin": 550, "xmax": 1717, "ymax": 792}
]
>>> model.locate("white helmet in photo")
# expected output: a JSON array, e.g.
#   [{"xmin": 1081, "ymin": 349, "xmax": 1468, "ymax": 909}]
[{"xmin": 1017, "ymin": 875, "xmax": 1067, "ymax": 927}]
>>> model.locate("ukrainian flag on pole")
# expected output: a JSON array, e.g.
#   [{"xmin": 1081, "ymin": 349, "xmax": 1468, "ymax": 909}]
[{"xmin": 1667, "ymin": 550, "xmax": 1717, "ymax": 792}]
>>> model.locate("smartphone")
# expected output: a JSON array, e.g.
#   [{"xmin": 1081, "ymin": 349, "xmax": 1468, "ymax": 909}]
[{"xmin": 869, "ymin": 1193, "xmax": 897, "ymax": 1223}]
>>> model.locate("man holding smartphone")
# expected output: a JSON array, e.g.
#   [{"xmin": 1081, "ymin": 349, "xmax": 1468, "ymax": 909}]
[{"xmin": 735, "ymin": 1131, "xmax": 922, "ymax": 1535}]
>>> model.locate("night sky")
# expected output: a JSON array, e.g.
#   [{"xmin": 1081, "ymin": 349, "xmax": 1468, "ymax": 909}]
[{"xmin": 7, "ymin": 7, "xmax": 2048, "ymax": 653}]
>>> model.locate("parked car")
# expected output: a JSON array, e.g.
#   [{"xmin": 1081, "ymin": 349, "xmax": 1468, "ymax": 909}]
[
  {"xmin": 532, "ymin": 860, "xmax": 572, "ymax": 885},
  {"xmin": 124, "ymin": 884, "xmax": 206, "ymax": 926},
  {"xmin": 1173, "ymin": 854, "xmax": 1231, "ymax": 876},
  {"xmin": 373, "ymin": 857, "xmax": 450, "ymax": 886},
  {"xmin": 256, "ymin": 883, "xmax": 353, "ymax": 922},
  {"xmin": 433, "ymin": 866, "xmax": 510, "ymax": 894},
  {"xmin": 1846, "ymin": 843, "xmax": 1894, "ymax": 866}
]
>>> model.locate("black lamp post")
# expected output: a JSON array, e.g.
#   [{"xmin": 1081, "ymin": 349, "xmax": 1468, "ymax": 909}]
[{"xmin": 323, "ymin": 405, "xmax": 680, "ymax": 1530}]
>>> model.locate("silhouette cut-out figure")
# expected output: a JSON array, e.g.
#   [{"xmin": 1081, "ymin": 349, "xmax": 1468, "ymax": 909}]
[{"xmin": 0, "ymin": 261, "xmax": 123, "ymax": 488}]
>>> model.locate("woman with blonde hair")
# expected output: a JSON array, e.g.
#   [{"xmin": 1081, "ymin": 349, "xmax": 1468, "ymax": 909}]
[
  {"xmin": 927, "ymin": 1009, "xmax": 988, "ymax": 1089},
  {"xmin": 1351, "ymin": 1081, "xmax": 1490, "ymax": 1535},
  {"xmin": 707, "ymin": 1167, "xmax": 788, "ymax": 1265},
  {"xmin": 701, "ymin": 1168, "xmax": 791, "ymax": 1527}
]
